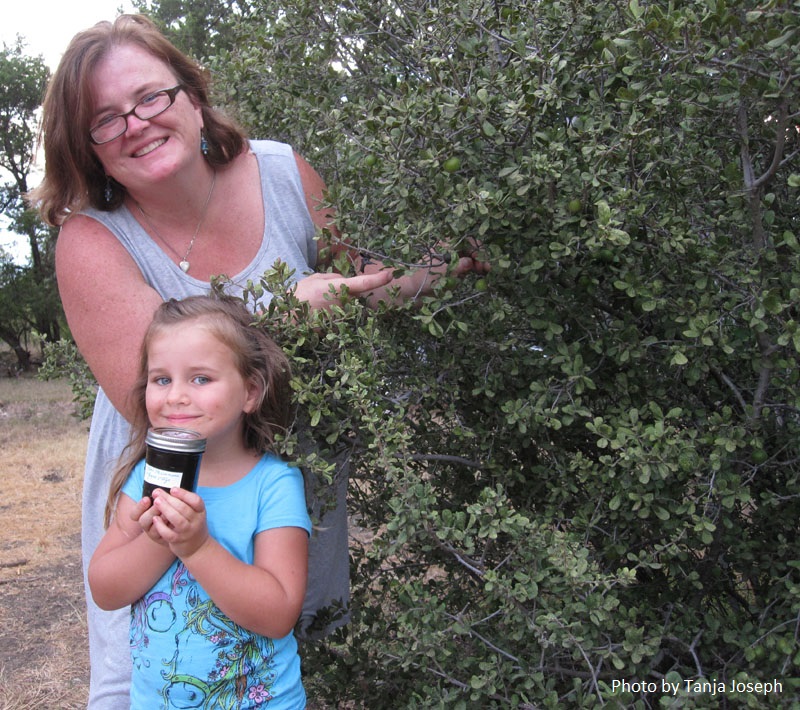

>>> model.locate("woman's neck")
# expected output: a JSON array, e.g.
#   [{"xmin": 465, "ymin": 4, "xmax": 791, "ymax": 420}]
[{"xmin": 126, "ymin": 161, "xmax": 219, "ymax": 228}]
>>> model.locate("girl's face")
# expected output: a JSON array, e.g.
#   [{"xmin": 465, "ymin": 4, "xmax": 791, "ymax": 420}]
[
  {"xmin": 145, "ymin": 321, "xmax": 260, "ymax": 452},
  {"xmin": 88, "ymin": 43, "xmax": 205, "ymax": 193}
]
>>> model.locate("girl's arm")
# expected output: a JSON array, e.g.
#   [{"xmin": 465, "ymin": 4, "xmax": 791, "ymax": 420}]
[
  {"xmin": 151, "ymin": 488, "xmax": 309, "ymax": 639},
  {"xmin": 87, "ymin": 493, "xmax": 177, "ymax": 610},
  {"xmin": 183, "ymin": 527, "xmax": 308, "ymax": 639}
]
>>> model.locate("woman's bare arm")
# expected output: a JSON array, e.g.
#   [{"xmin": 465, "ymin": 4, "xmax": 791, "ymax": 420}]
[{"xmin": 56, "ymin": 214, "xmax": 164, "ymax": 420}]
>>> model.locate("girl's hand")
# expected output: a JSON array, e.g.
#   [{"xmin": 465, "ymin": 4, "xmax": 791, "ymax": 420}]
[
  {"xmin": 150, "ymin": 488, "xmax": 211, "ymax": 560},
  {"xmin": 130, "ymin": 495, "xmax": 169, "ymax": 547},
  {"xmin": 90, "ymin": 492, "xmax": 177, "ymax": 609}
]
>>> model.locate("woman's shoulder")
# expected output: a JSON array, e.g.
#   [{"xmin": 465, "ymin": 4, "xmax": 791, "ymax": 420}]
[
  {"xmin": 58, "ymin": 210, "xmax": 111, "ymax": 239},
  {"xmin": 56, "ymin": 210, "xmax": 133, "ymax": 271},
  {"xmin": 247, "ymin": 140, "xmax": 306, "ymax": 186},
  {"xmin": 248, "ymin": 139, "xmax": 294, "ymax": 158},
  {"xmin": 58, "ymin": 206, "xmax": 137, "ymax": 247}
]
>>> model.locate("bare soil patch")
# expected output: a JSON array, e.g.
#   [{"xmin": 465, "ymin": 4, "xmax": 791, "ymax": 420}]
[{"xmin": 0, "ymin": 377, "xmax": 89, "ymax": 709}]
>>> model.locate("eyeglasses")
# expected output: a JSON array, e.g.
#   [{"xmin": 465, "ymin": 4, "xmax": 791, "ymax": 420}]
[{"xmin": 89, "ymin": 85, "xmax": 184, "ymax": 145}]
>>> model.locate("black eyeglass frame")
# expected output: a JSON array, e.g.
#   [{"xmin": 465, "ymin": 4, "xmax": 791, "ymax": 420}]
[{"xmin": 89, "ymin": 85, "xmax": 185, "ymax": 145}]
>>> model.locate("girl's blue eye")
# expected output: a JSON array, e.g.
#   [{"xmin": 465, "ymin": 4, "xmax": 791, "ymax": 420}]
[
  {"xmin": 154, "ymin": 376, "xmax": 171, "ymax": 386},
  {"xmin": 193, "ymin": 375, "xmax": 210, "ymax": 385}
]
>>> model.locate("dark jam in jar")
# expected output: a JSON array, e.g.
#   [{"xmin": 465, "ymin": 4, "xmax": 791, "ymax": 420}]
[{"xmin": 143, "ymin": 427, "xmax": 206, "ymax": 499}]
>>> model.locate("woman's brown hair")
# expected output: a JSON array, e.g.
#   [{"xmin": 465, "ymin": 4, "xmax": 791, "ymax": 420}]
[
  {"xmin": 104, "ymin": 294, "xmax": 293, "ymax": 527},
  {"xmin": 29, "ymin": 14, "xmax": 248, "ymax": 226}
]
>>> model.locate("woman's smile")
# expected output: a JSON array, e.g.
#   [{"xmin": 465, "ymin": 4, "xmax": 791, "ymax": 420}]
[{"xmin": 133, "ymin": 138, "xmax": 168, "ymax": 158}]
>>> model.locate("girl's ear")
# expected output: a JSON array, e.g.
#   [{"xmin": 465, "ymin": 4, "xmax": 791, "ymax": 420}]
[{"xmin": 243, "ymin": 378, "xmax": 263, "ymax": 414}]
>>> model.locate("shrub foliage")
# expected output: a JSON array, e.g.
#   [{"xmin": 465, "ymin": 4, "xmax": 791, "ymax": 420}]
[
  {"xmin": 210, "ymin": 0, "xmax": 800, "ymax": 706},
  {"xmin": 24, "ymin": 0, "xmax": 766, "ymax": 706}
]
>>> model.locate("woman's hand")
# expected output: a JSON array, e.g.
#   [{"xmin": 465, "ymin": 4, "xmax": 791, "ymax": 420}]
[
  {"xmin": 359, "ymin": 241, "xmax": 490, "ymax": 307},
  {"xmin": 451, "ymin": 246, "xmax": 491, "ymax": 279},
  {"xmin": 297, "ymin": 242, "xmax": 490, "ymax": 311},
  {"xmin": 399, "ymin": 242, "xmax": 491, "ymax": 298},
  {"xmin": 293, "ymin": 269, "xmax": 394, "ymax": 311},
  {"xmin": 149, "ymin": 488, "xmax": 211, "ymax": 560}
]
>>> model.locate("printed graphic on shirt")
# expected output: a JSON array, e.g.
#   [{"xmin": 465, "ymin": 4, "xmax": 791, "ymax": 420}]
[{"xmin": 131, "ymin": 563, "xmax": 277, "ymax": 708}]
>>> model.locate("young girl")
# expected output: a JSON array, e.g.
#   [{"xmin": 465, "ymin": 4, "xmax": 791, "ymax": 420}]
[{"xmin": 88, "ymin": 294, "xmax": 311, "ymax": 709}]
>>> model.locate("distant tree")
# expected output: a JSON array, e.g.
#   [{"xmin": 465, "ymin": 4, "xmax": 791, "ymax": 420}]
[
  {"xmin": 133, "ymin": 0, "xmax": 253, "ymax": 59},
  {"xmin": 0, "ymin": 41, "xmax": 61, "ymax": 370}
]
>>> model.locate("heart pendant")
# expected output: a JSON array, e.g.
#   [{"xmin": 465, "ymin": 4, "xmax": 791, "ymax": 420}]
[{"xmin": 179, "ymin": 261, "xmax": 190, "ymax": 273}]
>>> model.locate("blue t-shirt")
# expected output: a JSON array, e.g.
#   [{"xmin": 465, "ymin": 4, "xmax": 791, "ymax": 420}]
[{"xmin": 121, "ymin": 453, "xmax": 312, "ymax": 709}]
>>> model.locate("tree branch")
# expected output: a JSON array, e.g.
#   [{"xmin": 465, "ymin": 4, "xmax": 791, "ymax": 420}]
[{"xmin": 751, "ymin": 100, "xmax": 789, "ymax": 191}]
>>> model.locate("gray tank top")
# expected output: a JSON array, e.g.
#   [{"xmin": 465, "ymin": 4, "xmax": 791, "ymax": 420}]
[{"xmin": 79, "ymin": 140, "xmax": 349, "ymax": 709}]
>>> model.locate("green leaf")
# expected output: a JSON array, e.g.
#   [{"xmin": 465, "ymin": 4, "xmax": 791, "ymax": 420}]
[{"xmin": 671, "ymin": 351, "xmax": 688, "ymax": 366}]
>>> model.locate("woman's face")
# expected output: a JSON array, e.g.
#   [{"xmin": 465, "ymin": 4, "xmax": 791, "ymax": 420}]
[{"xmin": 89, "ymin": 43, "xmax": 204, "ymax": 193}]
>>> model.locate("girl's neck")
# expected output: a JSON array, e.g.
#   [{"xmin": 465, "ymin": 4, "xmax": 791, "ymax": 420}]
[{"xmin": 197, "ymin": 445, "xmax": 261, "ymax": 489}]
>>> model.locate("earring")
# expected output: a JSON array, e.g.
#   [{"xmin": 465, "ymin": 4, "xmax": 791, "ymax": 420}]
[
  {"xmin": 200, "ymin": 131, "xmax": 209, "ymax": 156},
  {"xmin": 104, "ymin": 177, "xmax": 113, "ymax": 204}
]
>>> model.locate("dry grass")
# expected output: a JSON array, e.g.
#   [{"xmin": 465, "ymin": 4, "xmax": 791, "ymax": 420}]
[{"xmin": 0, "ymin": 376, "xmax": 89, "ymax": 709}]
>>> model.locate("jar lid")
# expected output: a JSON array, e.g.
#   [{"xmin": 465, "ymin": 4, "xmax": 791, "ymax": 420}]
[{"xmin": 146, "ymin": 427, "xmax": 207, "ymax": 453}]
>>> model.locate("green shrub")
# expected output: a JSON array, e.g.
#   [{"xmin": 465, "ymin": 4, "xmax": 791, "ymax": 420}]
[{"xmin": 149, "ymin": 0, "xmax": 800, "ymax": 705}]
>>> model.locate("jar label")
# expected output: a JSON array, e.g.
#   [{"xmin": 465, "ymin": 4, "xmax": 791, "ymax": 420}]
[{"xmin": 144, "ymin": 463, "xmax": 183, "ymax": 489}]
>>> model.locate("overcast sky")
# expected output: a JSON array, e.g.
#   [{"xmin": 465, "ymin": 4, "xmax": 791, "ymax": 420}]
[
  {"xmin": 1, "ymin": 1, "xmax": 135, "ymax": 261},
  {"xmin": 2, "ymin": 0, "xmax": 135, "ymax": 69}
]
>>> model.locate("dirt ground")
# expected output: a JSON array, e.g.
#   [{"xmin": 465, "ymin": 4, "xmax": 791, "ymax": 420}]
[
  {"xmin": 0, "ymin": 377, "xmax": 90, "ymax": 709},
  {"xmin": 0, "ymin": 536, "xmax": 88, "ymax": 709}
]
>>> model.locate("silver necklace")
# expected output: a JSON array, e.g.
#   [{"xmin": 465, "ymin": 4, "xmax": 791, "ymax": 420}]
[{"xmin": 136, "ymin": 170, "xmax": 217, "ymax": 273}]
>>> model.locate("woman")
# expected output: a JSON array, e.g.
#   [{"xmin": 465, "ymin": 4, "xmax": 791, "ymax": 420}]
[{"xmin": 30, "ymin": 14, "xmax": 486, "ymax": 708}]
